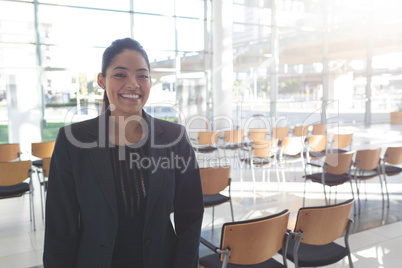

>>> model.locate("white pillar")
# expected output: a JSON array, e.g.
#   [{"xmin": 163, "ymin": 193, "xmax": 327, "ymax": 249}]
[
  {"xmin": 212, "ymin": 0, "xmax": 233, "ymax": 130},
  {"xmin": 7, "ymin": 73, "xmax": 42, "ymax": 154}
]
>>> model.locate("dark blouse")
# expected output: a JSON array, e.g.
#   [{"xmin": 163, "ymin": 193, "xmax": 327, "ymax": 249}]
[{"xmin": 110, "ymin": 141, "xmax": 149, "ymax": 268}]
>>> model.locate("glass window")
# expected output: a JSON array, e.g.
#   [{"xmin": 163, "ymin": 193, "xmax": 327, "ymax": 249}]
[
  {"xmin": 38, "ymin": 0, "xmax": 130, "ymax": 11},
  {"xmin": 177, "ymin": 18, "xmax": 204, "ymax": 51},
  {"xmin": 133, "ymin": 0, "xmax": 174, "ymax": 16},
  {"xmin": 0, "ymin": 1, "xmax": 35, "ymax": 43},
  {"xmin": 176, "ymin": 0, "xmax": 204, "ymax": 19},
  {"xmin": 133, "ymin": 14, "xmax": 175, "ymax": 52},
  {"xmin": 38, "ymin": 5, "xmax": 131, "ymax": 47},
  {"xmin": 233, "ymin": 3, "xmax": 271, "ymax": 25}
]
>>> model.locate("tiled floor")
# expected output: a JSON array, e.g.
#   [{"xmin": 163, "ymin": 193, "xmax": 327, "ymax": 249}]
[{"xmin": 1, "ymin": 123, "xmax": 402, "ymax": 268}]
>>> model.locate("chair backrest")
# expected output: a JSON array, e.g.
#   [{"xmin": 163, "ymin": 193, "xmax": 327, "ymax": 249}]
[
  {"xmin": 252, "ymin": 139, "xmax": 277, "ymax": 158},
  {"xmin": 355, "ymin": 148, "xmax": 381, "ymax": 171},
  {"xmin": 220, "ymin": 209, "xmax": 290, "ymax": 265},
  {"xmin": 312, "ymin": 123, "xmax": 326, "ymax": 135},
  {"xmin": 224, "ymin": 129, "xmax": 244, "ymax": 144},
  {"xmin": 198, "ymin": 131, "xmax": 219, "ymax": 146},
  {"xmin": 272, "ymin": 126, "xmax": 290, "ymax": 140},
  {"xmin": 384, "ymin": 146, "xmax": 402, "ymax": 165},
  {"xmin": 294, "ymin": 199, "xmax": 354, "ymax": 245},
  {"xmin": 332, "ymin": 133, "xmax": 353, "ymax": 149},
  {"xmin": 293, "ymin": 125, "xmax": 309, "ymax": 137},
  {"xmin": 248, "ymin": 128, "xmax": 267, "ymax": 141},
  {"xmin": 0, "ymin": 143, "xmax": 21, "ymax": 162},
  {"xmin": 200, "ymin": 166, "xmax": 231, "ymax": 195},
  {"xmin": 325, "ymin": 151, "xmax": 355, "ymax": 175},
  {"xmin": 0, "ymin": 160, "xmax": 31, "ymax": 186},
  {"xmin": 281, "ymin": 137, "xmax": 303, "ymax": 156},
  {"xmin": 31, "ymin": 141, "xmax": 55, "ymax": 158},
  {"xmin": 307, "ymin": 135, "xmax": 328, "ymax": 152},
  {"xmin": 42, "ymin": 157, "xmax": 52, "ymax": 177}
]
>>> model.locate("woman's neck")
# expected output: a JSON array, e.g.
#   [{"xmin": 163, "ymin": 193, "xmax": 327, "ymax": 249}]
[{"xmin": 109, "ymin": 115, "xmax": 144, "ymax": 145}]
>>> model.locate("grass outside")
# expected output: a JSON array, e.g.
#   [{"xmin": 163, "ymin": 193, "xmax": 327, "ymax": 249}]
[{"xmin": 0, "ymin": 122, "xmax": 66, "ymax": 144}]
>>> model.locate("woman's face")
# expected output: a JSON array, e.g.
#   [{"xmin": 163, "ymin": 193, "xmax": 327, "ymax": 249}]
[{"xmin": 98, "ymin": 49, "xmax": 151, "ymax": 118}]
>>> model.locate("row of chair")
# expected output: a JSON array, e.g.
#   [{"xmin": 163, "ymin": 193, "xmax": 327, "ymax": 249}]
[
  {"xmin": 0, "ymin": 142, "xmax": 54, "ymax": 231},
  {"xmin": 303, "ymin": 147, "xmax": 402, "ymax": 212},
  {"xmin": 199, "ymin": 199, "xmax": 355, "ymax": 268}
]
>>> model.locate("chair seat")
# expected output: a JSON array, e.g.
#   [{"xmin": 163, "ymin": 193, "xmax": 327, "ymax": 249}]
[
  {"xmin": 200, "ymin": 253, "xmax": 285, "ymax": 268},
  {"xmin": 352, "ymin": 169, "xmax": 379, "ymax": 180},
  {"xmin": 328, "ymin": 148, "xmax": 348, "ymax": 154},
  {"xmin": 203, "ymin": 194, "xmax": 230, "ymax": 207},
  {"xmin": 303, "ymin": 150, "xmax": 326, "ymax": 159},
  {"xmin": 0, "ymin": 182, "xmax": 30, "ymax": 197},
  {"xmin": 384, "ymin": 165, "xmax": 402, "ymax": 176},
  {"xmin": 196, "ymin": 146, "xmax": 218, "ymax": 153},
  {"xmin": 32, "ymin": 159, "xmax": 43, "ymax": 167},
  {"xmin": 306, "ymin": 173, "xmax": 350, "ymax": 186},
  {"xmin": 241, "ymin": 156, "xmax": 274, "ymax": 166},
  {"xmin": 283, "ymin": 238, "xmax": 349, "ymax": 267},
  {"xmin": 278, "ymin": 154, "xmax": 301, "ymax": 162},
  {"xmin": 221, "ymin": 144, "xmax": 242, "ymax": 150}
]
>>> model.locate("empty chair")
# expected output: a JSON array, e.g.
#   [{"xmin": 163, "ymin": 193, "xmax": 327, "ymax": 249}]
[
  {"xmin": 353, "ymin": 148, "xmax": 382, "ymax": 212},
  {"xmin": 248, "ymin": 128, "xmax": 267, "ymax": 141},
  {"xmin": 304, "ymin": 135, "xmax": 328, "ymax": 170},
  {"xmin": 31, "ymin": 141, "xmax": 55, "ymax": 218},
  {"xmin": 200, "ymin": 166, "xmax": 234, "ymax": 230},
  {"xmin": 220, "ymin": 130, "xmax": 245, "ymax": 165},
  {"xmin": 312, "ymin": 123, "xmax": 326, "ymax": 135},
  {"xmin": 380, "ymin": 146, "xmax": 402, "ymax": 208},
  {"xmin": 0, "ymin": 160, "xmax": 35, "ymax": 230},
  {"xmin": 31, "ymin": 141, "xmax": 55, "ymax": 167},
  {"xmin": 193, "ymin": 130, "xmax": 220, "ymax": 165},
  {"xmin": 330, "ymin": 133, "xmax": 353, "ymax": 154},
  {"xmin": 240, "ymin": 139, "xmax": 278, "ymax": 192},
  {"xmin": 271, "ymin": 126, "xmax": 290, "ymax": 145},
  {"xmin": 200, "ymin": 209, "xmax": 290, "ymax": 268},
  {"xmin": 276, "ymin": 136, "xmax": 305, "ymax": 183},
  {"xmin": 303, "ymin": 151, "xmax": 355, "ymax": 206},
  {"xmin": 0, "ymin": 143, "xmax": 21, "ymax": 162},
  {"xmin": 293, "ymin": 125, "xmax": 309, "ymax": 138},
  {"xmin": 281, "ymin": 199, "xmax": 354, "ymax": 268}
]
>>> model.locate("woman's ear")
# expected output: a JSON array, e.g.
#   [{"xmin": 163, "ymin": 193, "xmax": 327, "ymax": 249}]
[{"xmin": 97, "ymin": 73, "xmax": 105, "ymax": 89}]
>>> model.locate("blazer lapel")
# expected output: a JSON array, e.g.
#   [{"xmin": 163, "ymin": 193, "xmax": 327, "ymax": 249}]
[
  {"xmin": 144, "ymin": 113, "xmax": 166, "ymax": 223},
  {"xmin": 88, "ymin": 111, "xmax": 117, "ymax": 216}
]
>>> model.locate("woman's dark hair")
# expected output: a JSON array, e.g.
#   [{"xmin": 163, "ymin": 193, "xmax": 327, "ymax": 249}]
[{"xmin": 101, "ymin": 38, "xmax": 150, "ymax": 112}]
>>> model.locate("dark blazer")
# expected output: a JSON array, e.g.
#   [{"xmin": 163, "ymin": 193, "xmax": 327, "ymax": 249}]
[{"xmin": 43, "ymin": 110, "xmax": 204, "ymax": 268}]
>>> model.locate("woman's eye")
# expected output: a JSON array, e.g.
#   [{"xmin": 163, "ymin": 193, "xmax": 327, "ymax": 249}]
[
  {"xmin": 115, "ymin": 73, "xmax": 126, "ymax": 78},
  {"xmin": 139, "ymin": 75, "xmax": 149, "ymax": 79}
]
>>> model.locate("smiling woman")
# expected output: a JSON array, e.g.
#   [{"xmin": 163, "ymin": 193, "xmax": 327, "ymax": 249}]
[{"xmin": 43, "ymin": 38, "xmax": 204, "ymax": 268}]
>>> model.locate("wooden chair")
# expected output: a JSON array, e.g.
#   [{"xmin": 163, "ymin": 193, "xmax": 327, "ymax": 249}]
[
  {"xmin": 220, "ymin": 130, "xmax": 245, "ymax": 166},
  {"xmin": 240, "ymin": 139, "xmax": 278, "ymax": 193},
  {"xmin": 271, "ymin": 126, "xmax": 290, "ymax": 146},
  {"xmin": 353, "ymin": 148, "xmax": 382, "ymax": 213},
  {"xmin": 330, "ymin": 133, "xmax": 353, "ymax": 154},
  {"xmin": 0, "ymin": 143, "xmax": 21, "ymax": 162},
  {"xmin": 293, "ymin": 125, "xmax": 309, "ymax": 137},
  {"xmin": 303, "ymin": 151, "xmax": 355, "ymax": 206},
  {"xmin": 248, "ymin": 128, "xmax": 267, "ymax": 142},
  {"xmin": 193, "ymin": 131, "xmax": 220, "ymax": 165},
  {"xmin": 0, "ymin": 160, "xmax": 35, "ymax": 230},
  {"xmin": 277, "ymin": 136, "xmax": 305, "ymax": 184},
  {"xmin": 31, "ymin": 141, "xmax": 55, "ymax": 218},
  {"xmin": 200, "ymin": 166, "xmax": 234, "ymax": 230},
  {"xmin": 281, "ymin": 199, "xmax": 354, "ymax": 268},
  {"xmin": 312, "ymin": 123, "xmax": 326, "ymax": 135},
  {"xmin": 304, "ymin": 135, "xmax": 328, "ymax": 171},
  {"xmin": 380, "ymin": 146, "xmax": 402, "ymax": 208},
  {"xmin": 200, "ymin": 209, "xmax": 290, "ymax": 268}
]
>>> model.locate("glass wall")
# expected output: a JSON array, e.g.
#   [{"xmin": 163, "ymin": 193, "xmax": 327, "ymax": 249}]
[
  {"xmin": 232, "ymin": 0, "xmax": 402, "ymax": 126},
  {"xmin": 1, "ymin": 0, "xmax": 402, "ymax": 143},
  {"xmin": 0, "ymin": 0, "xmax": 206, "ymax": 142}
]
